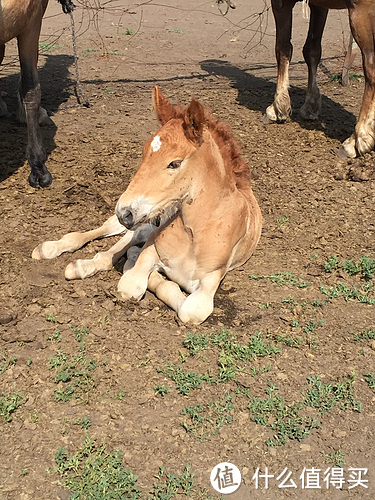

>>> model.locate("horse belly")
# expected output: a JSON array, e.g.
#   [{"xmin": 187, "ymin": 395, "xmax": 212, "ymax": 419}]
[
  {"xmin": 0, "ymin": 0, "xmax": 47, "ymax": 44},
  {"xmin": 310, "ymin": 0, "xmax": 347, "ymax": 9}
]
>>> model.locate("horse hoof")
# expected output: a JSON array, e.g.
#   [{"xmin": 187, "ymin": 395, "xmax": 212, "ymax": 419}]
[
  {"xmin": 28, "ymin": 171, "xmax": 53, "ymax": 188},
  {"xmin": 261, "ymin": 113, "xmax": 273, "ymax": 125}
]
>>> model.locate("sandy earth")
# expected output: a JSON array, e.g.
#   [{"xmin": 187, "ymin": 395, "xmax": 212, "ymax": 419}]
[{"xmin": 0, "ymin": 0, "xmax": 374, "ymax": 499}]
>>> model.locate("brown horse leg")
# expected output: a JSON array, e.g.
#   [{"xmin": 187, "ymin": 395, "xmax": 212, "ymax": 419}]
[
  {"xmin": 300, "ymin": 5, "xmax": 329, "ymax": 120},
  {"xmin": 262, "ymin": 0, "xmax": 295, "ymax": 123},
  {"xmin": 341, "ymin": 0, "xmax": 375, "ymax": 157},
  {"xmin": 17, "ymin": 21, "xmax": 52, "ymax": 187},
  {"xmin": 0, "ymin": 44, "xmax": 9, "ymax": 117}
]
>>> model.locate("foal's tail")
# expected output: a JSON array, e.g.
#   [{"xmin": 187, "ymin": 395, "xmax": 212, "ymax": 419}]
[{"xmin": 57, "ymin": 0, "xmax": 75, "ymax": 14}]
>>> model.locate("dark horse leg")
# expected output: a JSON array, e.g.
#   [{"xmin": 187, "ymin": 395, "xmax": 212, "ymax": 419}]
[
  {"xmin": 341, "ymin": 0, "xmax": 375, "ymax": 157},
  {"xmin": 300, "ymin": 4, "xmax": 329, "ymax": 120},
  {"xmin": 0, "ymin": 44, "xmax": 9, "ymax": 117},
  {"xmin": 17, "ymin": 2, "xmax": 52, "ymax": 188},
  {"xmin": 262, "ymin": 0, "xmax": 295, "ymax": 123}
]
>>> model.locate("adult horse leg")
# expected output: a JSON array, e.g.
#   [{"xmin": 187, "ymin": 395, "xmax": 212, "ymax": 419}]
[
  {"xmin": 300, "ymin": 5, "xmax": 329, "ymax": 119},
  {"xmin": 0, "ymin": 44, "xmax": 10, "ymax": 117},
  {"xmin": 17, "ymin": 17, "xmax": 52, "ymax": 187},
  {"xmin": 341, "ymin": 0, "xmax": 375, "ymax": 157},
  {"xmin": 262, "ymin": 0, "xmax": 294, "ymax": 123}
]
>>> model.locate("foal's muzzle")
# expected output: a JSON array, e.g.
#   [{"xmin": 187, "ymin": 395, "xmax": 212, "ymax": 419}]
[{"xmin": 116, "ymin": 208, "xmax": 134, "ymax": 229}]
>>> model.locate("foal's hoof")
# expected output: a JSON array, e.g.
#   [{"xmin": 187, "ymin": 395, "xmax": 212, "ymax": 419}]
[{"xmin": 28, "ymin": 170, "xmax": 53, "ymax": 188}]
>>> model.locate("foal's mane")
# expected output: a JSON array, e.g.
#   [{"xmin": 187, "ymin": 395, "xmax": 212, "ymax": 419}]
[{"xmin": 174, "ymin": 104, "xmax": 252, "ymax": 189}]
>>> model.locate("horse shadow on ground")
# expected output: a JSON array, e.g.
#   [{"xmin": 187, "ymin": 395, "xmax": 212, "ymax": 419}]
[
  {"xmin": 0, "ymin": 53, "xmax": 74, "ymax": 184},
  {"xmin": 200, "ymin": 59, "xmax": 357, "ymax": 144}
]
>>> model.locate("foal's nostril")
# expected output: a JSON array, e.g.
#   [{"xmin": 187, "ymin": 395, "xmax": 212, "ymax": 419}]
[{"xmin": 119, "ymin": 208, "xmax": 134, "ymax": 229}]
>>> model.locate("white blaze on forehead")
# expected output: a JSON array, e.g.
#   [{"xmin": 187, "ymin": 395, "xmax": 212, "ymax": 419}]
[{"xmin": 151, "ymin": 135, "xmax": 162, "ymax": 152}]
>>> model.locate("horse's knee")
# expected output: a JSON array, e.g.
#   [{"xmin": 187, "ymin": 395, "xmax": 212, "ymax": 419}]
[{"xmin": 117, "ymin": 271, "xmax": 147, "ymax": 301}]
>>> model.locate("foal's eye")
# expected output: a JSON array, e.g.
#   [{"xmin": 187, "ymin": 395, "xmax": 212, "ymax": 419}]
[{"xmin": 167, "ymin": 160, "xmax": 182, "ymax": 169}]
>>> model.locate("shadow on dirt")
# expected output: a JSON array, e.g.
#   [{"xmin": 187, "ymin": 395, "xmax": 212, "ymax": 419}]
[
  {"xmin": 0, "ymin": 54, "xmax": 74, "ymax": 184},
  {"xmin": 200, "ymin": 59, "xmax": 357, "ymax": 144}
]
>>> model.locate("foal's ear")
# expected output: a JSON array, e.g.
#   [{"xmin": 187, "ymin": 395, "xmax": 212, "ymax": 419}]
[
  {"xmin": 183, "ymin": 98, "xmax": 205, "ymax": 145},
  {"xmin": 153, "ymin": 86, "xmax": 177, "ymax": 125}
]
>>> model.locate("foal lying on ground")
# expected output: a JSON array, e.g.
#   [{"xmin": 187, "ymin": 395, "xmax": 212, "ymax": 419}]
[{"xmin": 33, "ymin": 87, "xmax": 262, "ymax": 324}]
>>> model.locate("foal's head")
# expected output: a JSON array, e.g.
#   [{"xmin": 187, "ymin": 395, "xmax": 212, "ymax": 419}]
[{"xmin": 116, "ymin": 86, "xmax": 249, "ymax": 230}]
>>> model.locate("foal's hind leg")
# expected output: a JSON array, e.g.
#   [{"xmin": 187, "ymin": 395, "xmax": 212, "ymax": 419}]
[
  {"xmin": 300, "ymin": 5, "xmax": 328, "ymax": 120},
  {"xmin": 65, "ymin": 223, "xmax": 155, "ymax": 280},
  {"xmin": 32, "ymin": 215, "xmax": 126, "ymax": 260},
  {"xmin": 262, "ymin": 0, "xmax": 294, "ymax": 123}
]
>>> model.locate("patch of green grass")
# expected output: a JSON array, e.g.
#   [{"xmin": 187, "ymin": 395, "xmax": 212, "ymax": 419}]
[
  {"xmin": 54, "ymin": 435, "xmax": 141, "ymax": 499},
  {"xmin": 302, "ymin": 373, "xmax": 362, "ymax": 415},
  {"xmin": 72, "ymin": 326, "xmax": 89, "ymax": 344},
  {"xmin": 154, "ymin": 385, "xmax": 169, "ymax": 396},
  {"xmin": 321, "ymin": 449, "xmax": 345, "ymax": 467},
  {"xmin": 324, "ymin": 255, "xmax": 375, "ymax": 280},
  {"xmin": 49, "ymin": 348, "xmax": 96, "ymax": 403},
  {"xmin": 320, "ymin": 282, "xmax": 375, "ymax": 304},
  {"xmin": 276, "ymin": 216, "xmax": 290, "ymax": 226},
  {"xmin": 181, "ymin": 393, "xmax": 234, "ymax": 441},
  {"xmin": 276, "ymin": 334, "xmax": 303, "ymax": 348},
  {"xmin": 352, "ymin": 328, "xmax": 375, "ymax": 342},
  {"xmin": 250, "ymin": 272, "xmax": 310, "ymax": 288},
  {"xmin": 330, "ymin": 72, "xmax": 363, "ymax": 83},
  {"xmin": 47, "ymin": 329, "xmax": 62, "ymax": 343},
  {"xmin": 247, "ymin": 384, "xmax": 321, "ymax": 446},
  {"xmin": 112, "ymin": 390, "xmax": 126, "ymax": 400},
  {"xmin": 160, "ymin": 330, "xmax": 280, "ymax": 394},
  {"xmin": 74, "ymin": 416, "xmax": 91, "ymax": 429},
  {"xmin": 0, "ymin": 354, "xmax": 17, "ymax": 374},
  {"xmin": 104, "ymin": 87, "xmax": 115, "ymax": 94},
  {"xmin": 157, "ymin": 364, "xmax": 214, "ymax": 396},
  {"xmin": 46, "ymin": 314, "xmax": 56, "ymax": 323},
  {"xmin": 124, "ymin": 28, "xmax": 135, "ymax": 35},
  {"xmin": 38, "ymin": 42, "xmax": 63, "ymax": 52},
  {"xmin": 0, "ymin": 392, "xmax": 27, "ymax": 422},
  {"xmin": 364, "ymin": 372, "xmax": 375, "ymax": 390}
]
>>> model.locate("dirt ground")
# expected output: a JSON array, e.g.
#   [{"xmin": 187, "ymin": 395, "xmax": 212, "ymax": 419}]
[{"xmin": 0, "ymin": 0, "xmax": 375, "ymax": 498}]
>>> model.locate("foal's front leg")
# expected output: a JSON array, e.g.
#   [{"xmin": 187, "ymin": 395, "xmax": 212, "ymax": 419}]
[
  {"xmin": 148, "ymin": 269, "xmax": 224, "ymax": 324},
  {"xmin": 65, "ymin": 223, "xmax": 155, "ymax": 280},
  {"xmin": 117, "ymin": 243, "xmax": 159, "ymax": 300}
]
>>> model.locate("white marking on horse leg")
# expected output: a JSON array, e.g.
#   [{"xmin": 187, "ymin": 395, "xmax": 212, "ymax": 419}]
[
  {"xmin": 263, "ymin": 67, "xmax": 291, "ymax": 123},
  {"xmin": 151, "ymin": 135, "xmax": 162, "ymax": 152},
  {"xmin": 339, "ymin": 134, "xmax": 358, "ymax": 158},
  {"xmin": 32, "ymin": 215, "xmax": 126, "ymax": 260}
]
